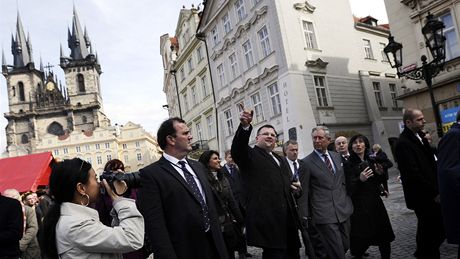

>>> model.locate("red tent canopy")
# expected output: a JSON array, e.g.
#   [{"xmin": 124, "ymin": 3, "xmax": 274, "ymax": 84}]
[{"xmin": 0, "ymin": 152, "xmax": 54, "ymax": 193}]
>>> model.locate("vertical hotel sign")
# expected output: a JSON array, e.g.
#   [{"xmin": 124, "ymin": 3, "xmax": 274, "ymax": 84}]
[{"xmin": 441, "ymin": 106, "xmax": 460, "ymax": 133}]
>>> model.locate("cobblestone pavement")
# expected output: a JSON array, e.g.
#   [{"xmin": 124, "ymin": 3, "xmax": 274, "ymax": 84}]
[{"xmin": 242, "ymin": 169, "xmax": 458, "ymax": 259}]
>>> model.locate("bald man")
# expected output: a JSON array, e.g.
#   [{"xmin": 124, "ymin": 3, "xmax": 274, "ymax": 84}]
[{"xmin": 335, "ymin": 136, "xmax": 350, "ymax": 162}]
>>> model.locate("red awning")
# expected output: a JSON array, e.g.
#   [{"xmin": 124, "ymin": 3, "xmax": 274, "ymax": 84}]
[{"xmin": 0, "ymin": 152, "xmax": 54, "ymax": 193}]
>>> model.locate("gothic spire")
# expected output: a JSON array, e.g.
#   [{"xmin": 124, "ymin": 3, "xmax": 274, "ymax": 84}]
[
  {"xmin": 2, "ymin": 48, "xmax": 6, "ymax": 66},
  {"xmin": 11, "ymin": 12, "xmax": 33, "ymax": 68},
  {"xmin": 67, "ymin": 6, "xmax": 90, "ymax": 60}
]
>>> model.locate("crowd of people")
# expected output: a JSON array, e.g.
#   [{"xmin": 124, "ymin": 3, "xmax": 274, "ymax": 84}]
[{"xmin": 1, "ymin": 107, "xmax": 459, "ymax": 259}]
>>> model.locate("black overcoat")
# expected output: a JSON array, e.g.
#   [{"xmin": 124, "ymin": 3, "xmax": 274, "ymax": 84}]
[
  {"xmin": 437, "ymin": 123, "xmax": 460, "ymax": 244},
  {"xmin": 231, "ymin": 124, "xmax": 300, "ymax": 249},
  {"xmin": 343, "ymin": 154, "xmax": 395, "ymax": 244}
]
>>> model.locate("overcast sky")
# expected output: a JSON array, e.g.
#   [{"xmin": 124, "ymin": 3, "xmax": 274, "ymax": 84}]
[{"xmin": 0, "ymin": 0, "xmax": 387, "ymax": 153}]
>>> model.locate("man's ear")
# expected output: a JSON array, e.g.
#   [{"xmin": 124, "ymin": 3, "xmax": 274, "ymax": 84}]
[{"xmin": 166, "ymin": 135, "xmax": 175, "ymax": 146}]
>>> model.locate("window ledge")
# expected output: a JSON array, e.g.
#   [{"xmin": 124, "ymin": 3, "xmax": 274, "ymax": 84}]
[
  {"xmin": 378, "ymin": 107, "xmax": 388, "ymax": 111},
  {"xmin": 316, "ymin": 106, "xmax": 335, "ymax": 110},
  {"xmin": 365, "ymin": 58, "xmax": 377, "ymax": 61}
]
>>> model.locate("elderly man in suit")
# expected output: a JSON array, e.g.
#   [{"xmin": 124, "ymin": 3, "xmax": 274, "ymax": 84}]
[
  {"xmin": 231, "ymin": 107, "xmax": 302, "ymax": 259},
  {"xmin": 137, "ymin": 117, "xmax": 228, "ymax": 259},
  {"xmin": 301, "ymin": 126, "xmax": 353, "ymax": 259},
  {"xmin": 395, "ymin": 109, "xmax": 445, "ymax": 259}
]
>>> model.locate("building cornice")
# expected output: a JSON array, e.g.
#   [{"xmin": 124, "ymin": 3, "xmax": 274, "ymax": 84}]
[{"xmin": 293, "ymin": 1, "xmax": 316, "ymax": 13}]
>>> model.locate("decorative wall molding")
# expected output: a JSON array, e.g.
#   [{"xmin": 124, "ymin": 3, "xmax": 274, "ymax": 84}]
[{"xmin": 293, "ymin": 1, "xmax": 316, "ymax": 13}]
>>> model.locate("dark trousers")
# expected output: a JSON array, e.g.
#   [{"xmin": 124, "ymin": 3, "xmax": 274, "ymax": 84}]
[
  {"xmin": 262, "ymin": 226, "xmax": 300, "ymax": 259},
  {"xmin": 351, "ymin": 239, "xmax": 391, "ymax": 259},
  {"xmin": 413, "ymin": 202, "xmax": 446, "ymax": 259},
  {"xmin": 315, "ymin": 219, "xmax": 350, "ymax": 259},
  {"xmin": 202, "ymin": 231, "xmax": 220, "ymax": 259}
]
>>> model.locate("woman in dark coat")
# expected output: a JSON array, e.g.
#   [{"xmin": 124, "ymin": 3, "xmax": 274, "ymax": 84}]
[
  {"xmin": 344, "ymin": 134, "xmax": 395, "ymax": 259},
  {"xmin": 199, "ymin": 150, "xmax": 245, "ymax": 259}
]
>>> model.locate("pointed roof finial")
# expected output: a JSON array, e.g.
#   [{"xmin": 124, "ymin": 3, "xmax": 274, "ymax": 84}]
[
  {"xmin": 12, "ymin": 11, "xmax": 33, "ymax": 68},
  {"xmin": 2, "ymin": 48, "xmax": 7, "ymax": 66},
  {"xmin": 68, "ymin": 5, "xmax": 89, "ymax": 60},
  {"xmin": 39, "ymin": 55, "xmax": 44, "ymax": 71}
]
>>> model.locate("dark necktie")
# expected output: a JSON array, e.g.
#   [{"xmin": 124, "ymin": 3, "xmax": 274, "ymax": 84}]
[
  {"xmin": 292, "ymin": 161, "xmax": 299, "ymax": 181},
  {"xmin": 178, "ymin": 161, "xmax": 210, "ymax": 231},
  {"xmin": 344, "ymin": 155, "xmax": 350, "ymax": 160},
  {"xmin": 322, "ymin": 154, "xmax": 334, "ymax": 175},
  {"xmin": 229, "ymin": 164, "xmax": 234, "ymax": 177}
]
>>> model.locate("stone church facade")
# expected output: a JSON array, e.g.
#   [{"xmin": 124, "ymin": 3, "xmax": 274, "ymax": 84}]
[{"xmin": 1, "ymin": 9, "xmax": 161, "ymax": 172}]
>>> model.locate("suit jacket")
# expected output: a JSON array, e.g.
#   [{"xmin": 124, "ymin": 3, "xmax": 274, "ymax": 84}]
[
  {"xmin": 301, "ymin": 151, "xmax": 353, "ymax": 225},
  {"xmin": 231, "ymin": 125, "xmax": 299, "ymax": 249},
  {"xmin": 137, "ymin": 156, "xmax": 228, "ymax": 259},
  {"xmin": 221, "ymin": 163, "xmax": 246, "ymax": 211},
  {"xmin": 0, "ymin": 195, "xmax": 23, "ymax": 258},
  {"xmin": 394, "ymin": 127, "xmax": 438, "ymax": 210},
  {"xmin": 288, "ymin": 159, "xmax": 310, "ymax": 224},
  {"xmin": 20, "ymin": 206, "xmax": 40, "ymax": 259}
]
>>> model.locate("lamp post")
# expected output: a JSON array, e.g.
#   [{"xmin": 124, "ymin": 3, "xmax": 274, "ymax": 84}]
[
  {"xmin": 169, "ymin": 69, "xmax": 183, "ymax": 119},
  {"xmin": 384, "ymin": 13, "xmax": 446, "ymax": 138}
]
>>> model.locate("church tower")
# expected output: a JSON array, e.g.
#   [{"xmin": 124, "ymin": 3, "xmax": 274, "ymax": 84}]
[{"xmin": 60, "ymin": 7, "xmax": 110, "ymax": 132}]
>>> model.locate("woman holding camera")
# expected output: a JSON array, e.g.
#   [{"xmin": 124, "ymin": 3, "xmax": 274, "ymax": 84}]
[
  {"xmin": 343, "ymin": 134, "xmax": 395, "ymax": 259},
  {"xmin": 199, "ymin": 150, "xmax": 245, "ymax": 259},
  {"xmin": 41, "ymin": 158, "xmax": 144, "ymax": 259}
]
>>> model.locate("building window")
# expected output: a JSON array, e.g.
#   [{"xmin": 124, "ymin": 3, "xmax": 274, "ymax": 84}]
[
  {"xmin": 201, "ymin": 75, "xmax": 209, "ymax": 97},
  {"xmin": 389, "ymin": 83, "xmax": 398, "ymax": 108},
  {"xmin": 196, "ymin": 122, "xmax": 203, "ymax": 141},
  {"xmin": 251, "ymin": 92, "xmax": 264, "ymax": 123},
  {"xmin": 95, "ymin": 143, "xmax": 100, "ymax": 150},
  {"xmin": 380, "ymin": 43, "xmax": 389, "ymax": 62},
  {"xmin": 86, "ymin": 157, "xmax": 92, "ymax": 164},
  {"xmin": 76, "ymin": 146, "xmax": 81, "ymax": 153},
  {"xmin": 105, "ymin": 142, "xmax": 110, "ymax": 148},
  {"xmin": 206, "ymin": 115, "xmax": 215, "ymax": 138},
  {"xmin": 197, "ymin": 45, "xmax": 204, "ymax": 62},
  {"xmin": 137, "ymin": 153, "xmax": 142, "ymax": 161},
  {"xmin": 18, "ymin": 82, "xmax": 25, "ymax": 101},
  {"xmin": 242, "ymin": 40, "xmax": 254, "ymax": 69},
  {"xmin": 211, "ymin": 26, "xmax": 219, "ymax": 46},
  {"xmin": 179, "ymin": 67, "xmax": 185, "ymax": 82},
  {"xmin": 135, "ymin": 141, "xmax": 140, "ymax": 147},
  {"xmin": 440, "ymin": 12, "xmax": 460, "ymax": 61},
  {"xmin": 77, "ymin": 74, "xmax": 85, "ymax": 92},
  {"xmin": 107, "ymin": 154, "xmax": 112, "ymax": 161},
  {"xmin": 314, "ymin": 76, "xmax": 330, "ymax": 107},
  {"xmin": 184, "ymin": 28, "xmax": 190, "ymax": 44},
  {"xmin": 229, "ymin": 53, "xmax": 239, "ymax": 79},
  {"xmin": 302, "ymin": 21, "xmax": 318, "ymax": 49},
  {"xmin": 235, "ymin": 0, "xmax": 247, "ymax": 22},
  {"xmin": 183, "ymin": 93, "xmax": 189, "ymax": 111},
  {"xmin": 224, "ymin": 109, "xmax": 234, "ymax": 136},
  {"xmin": 124, "ymin": 155, "xmax": 128, "ymax": 163},
  {"xmin": 363, "ymin": 39, "xmax": 374, "ymax": 59},
  {"xmin": 123, "ymin": 143, "xmax": 127, "ymax": 149},
  {"xmin": 258, "ymin": 25, "xmax": 271, "ymax": 57},
  {"xmin": 54, "ymin": 149, "xmax": 59, "ymax": 156},
  {"xmin": 85, "ymin": 144, "xmax": 90, "ymax": 151},
  {"xmin": 223, "ymin": 13, "xmax": 232, "ymax": 34},
  {"xmin": 187, "ymin": 58, "xmax": 194, "ymax": 74},
  {"xmin": 268, "ymin": 83, "xmax": 281, "ymax": 115},
  {"xmin": 217, "ymin": 64, "xmax": 226, "ymax": 87},
  {"xmin": 97, "ymin": 156, "xmax": 102, "ymax": 165},
  {"xmin": 191, "ymin": 85, "xmax": 198, "ymax": 106},
  {"xmin": 21, "ymin": 134, "xmax": 28, "ymax": 144},
  {"xmin": 63, "ymin": 148, "xmax": 68, "ymax": 154},
  {"xmin": 373, "ymin": 82, "xmax": 384, "ymax": 107},
  {"xmin": 82, "ymin": 116, "xmax": 87, "ymax": 124}
]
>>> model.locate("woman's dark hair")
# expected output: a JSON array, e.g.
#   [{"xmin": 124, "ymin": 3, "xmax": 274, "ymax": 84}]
[
  {"xmin": 348, "ymin": 134, "xmax": 371, "ymax": 156},
  {"xmin": 40, "ymin": 158, "xmax": 92, "ymax": 259},
  {"xmin": 198, "ymin": 150, "xmax": 220, "ymax": 170},
  {"xmin": 199, "ymin": 150, "xmax": 223, "ymax": 192},
  {"xmin": 157, "ymin": 117, "xmax": 186, "ymax": 149},
  {"xmin": 104, "ymin": 159, "xmax": 125, "ymax": 172}
]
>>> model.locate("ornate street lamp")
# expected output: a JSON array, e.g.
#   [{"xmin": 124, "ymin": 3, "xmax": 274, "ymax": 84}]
[{"xmin": 384, "ymin": 13, "xmax": 446, "ymax": 137}]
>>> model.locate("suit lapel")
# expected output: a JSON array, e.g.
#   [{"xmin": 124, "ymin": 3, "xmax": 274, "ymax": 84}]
[
  {"xmin": 159, "ymin": 157, "xmax": 202, "ymax": 205},
  {"xmin": 309, "ymin": 152, "xmax": 334, "ymax": 177},
  {"xmin": 254, "ymin": 146, "xmax": 280, "ymax": 168}
]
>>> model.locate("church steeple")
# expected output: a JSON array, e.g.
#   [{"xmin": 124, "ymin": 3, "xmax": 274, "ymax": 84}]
[
  {"xmin": 11, "ymin": 12, "xmax": 34, "ymax": 68},
  {"xmin": 67, "ymin": 6, "xmax": 90, "ymax": 60}
]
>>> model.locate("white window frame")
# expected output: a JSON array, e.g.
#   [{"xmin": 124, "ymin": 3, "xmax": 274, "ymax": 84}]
[
  {"xmin": 206, "ymin": 115, "xmax": 215, "ymax": 138},
  {"xmin": 302, "ymin": 20, "xmax": 318, "ymax": 49},
  {"xmin": 183, "ymin": 93, "xmax": 189, "ymax": 111},
  {"xmin": 373, "ymin": 82, "xmax": 384, "ymax": 107},
  {"xmin": 222, "ymin": 13, "xmax": 232, "ymax": 34},
  {"xmin": 258, "ymin": 25, "xmax": 272, "ymax": 57},
  {"xmin": 440, "ymin": 12, "xmax": 460, "ymax": 61},
  {"xmin": 242, "ymin": 40, "xmax": 254, "ymax": 69},
  {"xmin": 191, "ymin": 85, "xmax": 198, "ymax": 106},
  {"xmin": 187, "ymin": 57, "xmax": 194, "ymax": 74},
  {"xmin": 363, "ymin": 39, "xmax": 374, "ymax": 59},
  {"xmin": 268, "ymin": 82, "xmax": 281, "ymax": 116},
  {"xmin": 389, "ymin": 83, "xmax": 398, "ymax": 108},
  {"xmin": 251, "ymin": 92, "xmax": 264, "ymax": 123},
  {"xmin": 137, "ymin": 153, "xmax": 142, "ymax": 161},
  {"xmin": 196, "ymin": 122, "xmax": 203, "ymax": 141},
  {"xmin": 97, "ymin": 156, "xmax": 102, "ymax": 165},
  {"xmin": 229, "ymin": 53, "xmax": 239, "ymax": 79},
  {"xmin": 380, "ymin": 42, "xmax": 389, "ymax": 62},
  {"xmin": 224, "ymin": 109, "xmax": 234, "ymax": 136},
  {"xmin": 196, "ymin": 45, "xmax": 204, "ymax": 62},
  {"xmin": 201, "ymin": 75, "xmax": 208, "ymax": 97},
  {"xmin": 235, "ymin": 0, "xmax": 247, "ymax": 22},
  {"xmin": 179, "ymin": 67, "xmax": 185, "ymax": 82},
  {"xmin": 217, "ymin": 63, "xmax": 226, "ymax": 87},
  {"xmin": 211, "ymin": 26, "xmax": 219, "ymax": 46},
  {"xmin": 313, "ymin": 76, "xmax": 331, "ymax": 107}
]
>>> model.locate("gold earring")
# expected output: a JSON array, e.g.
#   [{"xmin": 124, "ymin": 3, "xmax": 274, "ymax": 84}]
[{"xmin": 80, "ymin": 193, "xmax": 90, "ymax": 206}]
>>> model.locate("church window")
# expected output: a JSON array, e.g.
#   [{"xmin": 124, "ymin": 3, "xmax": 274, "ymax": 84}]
[
  {"xmin": 47, "ymin": 122, "xmax": 65, "ymax": 136},
  {"xmin": 82, "ymin": 116, "xmax": 87, "ymax": 124},
  {"xmin": 77, "ymin": 74, "xmax": 86, "ymax": 92},
  {"xmin": 18, "ymin": 82, "xmax": 25, "ymax": 101},
  {"xmin": 12, "ymin": 86, "xmax": 16, "ymax": 97},
  {"xmin": 21, "ymin": 134, "xmax": 29, "ymax": 144}
]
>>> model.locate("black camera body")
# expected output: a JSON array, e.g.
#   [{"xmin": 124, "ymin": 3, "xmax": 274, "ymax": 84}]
[{"xmin": 99, "ymin": 171, "xmax": 141, "ymax": 195}]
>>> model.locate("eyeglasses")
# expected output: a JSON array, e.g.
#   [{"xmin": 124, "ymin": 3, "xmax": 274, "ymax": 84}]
[{"xmin": 258, "ymin": 132, "xmax": 277, "ymax": 138}]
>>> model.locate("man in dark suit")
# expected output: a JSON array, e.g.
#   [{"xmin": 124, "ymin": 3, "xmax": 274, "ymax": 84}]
[
  {"xmin": 137, "ymin": 117, "xmax": 228, "ymax": 259},
  {"xmin": 394, "ymin": 108, "xmax": 445, "ymax": 259},
  {"xmin": 283, "ymin": 140, "xmax": 328, "ymax": 259},
  {"xmin": 231, "ymin": 107, "xmax": 302, "ymax": 259},
  {"xmin": 301, "ymin": 126, "xmax": 353, "ymax": 259},
  {"xmin": 0, "ymin": 193, "xmax": 23, "ymax": 259},
  {"xmin": 334, "ymin": 136, "xmax": 350, "ymax": 162}
]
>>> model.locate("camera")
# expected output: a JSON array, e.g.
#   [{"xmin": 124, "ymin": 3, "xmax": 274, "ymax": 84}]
[{"xmin": 99, "ymin": 171, "xmax": 141, "ymax": 195}]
